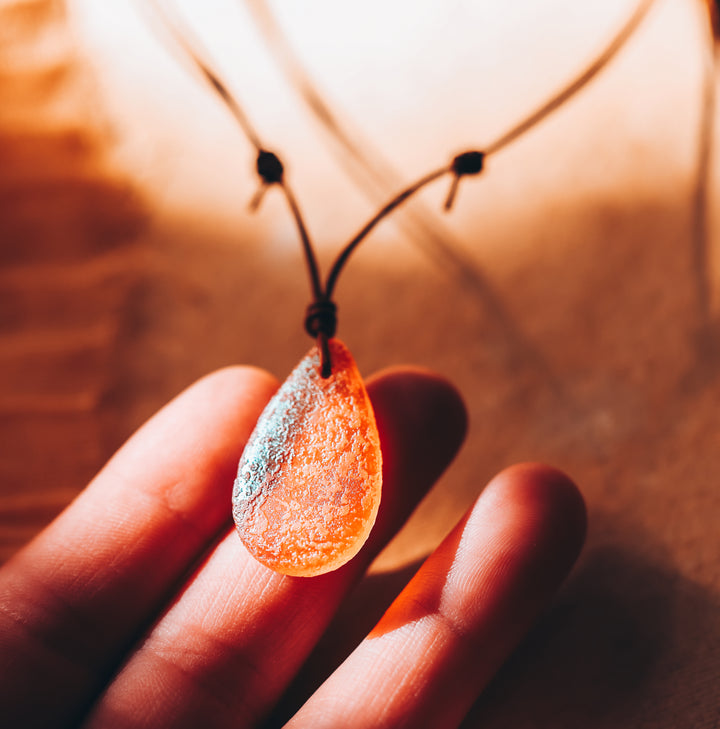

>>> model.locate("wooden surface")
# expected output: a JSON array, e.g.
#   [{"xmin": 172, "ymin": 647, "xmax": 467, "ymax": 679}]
[{"xmin": 1, "ymin": 0, "xmax": 719, "ymax": 726}]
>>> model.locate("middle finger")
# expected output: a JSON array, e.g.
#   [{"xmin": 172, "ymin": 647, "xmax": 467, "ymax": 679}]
[{"xmin": 83, "ymin": 369, "xmax": 466, "ymax": 729}]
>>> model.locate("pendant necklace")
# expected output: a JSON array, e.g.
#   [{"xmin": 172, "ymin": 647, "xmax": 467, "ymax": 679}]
[
  {"xmin": 230, "ymin": 147, "xmax": 484, "ymax": 577},
  {"xmin": 145, "ymin": 0, "xmax": 698, "ymax": 577}
]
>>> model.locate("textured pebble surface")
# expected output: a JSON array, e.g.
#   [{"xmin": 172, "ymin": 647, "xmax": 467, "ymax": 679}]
[{"xmin": 232, "ymin": 339, "xmax": 382, "ymax": 577}]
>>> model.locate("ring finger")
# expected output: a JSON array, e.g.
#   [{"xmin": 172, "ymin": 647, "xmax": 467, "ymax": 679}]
[{"xmin": 286, "ymin": 464, "xmax": 586, "ymax": 729}]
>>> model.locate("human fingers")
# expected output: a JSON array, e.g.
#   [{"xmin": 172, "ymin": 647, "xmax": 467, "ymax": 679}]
[
  {"xmin": 0, "ymin": 367, "xmax": 278, "ymax": 729},
  {"xmin": 286, "ymin": 464, "xmax": 587, "ymax": 729},
  {"xmin": 82, "ymin": 368, "xmax": 467, "ymax": 729}
]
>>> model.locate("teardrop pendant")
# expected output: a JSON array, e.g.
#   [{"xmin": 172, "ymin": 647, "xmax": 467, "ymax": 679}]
[{"xmin": 232, "ymin": 339, "xmax": 382, "ymax": 577}]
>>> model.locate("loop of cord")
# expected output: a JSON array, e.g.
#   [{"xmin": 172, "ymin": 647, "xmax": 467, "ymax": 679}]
[{"xmin": 305, "ymin": 301, "xmax": 337, "ymax": 379}]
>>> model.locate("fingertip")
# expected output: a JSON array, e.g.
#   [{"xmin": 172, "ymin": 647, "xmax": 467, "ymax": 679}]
[
  {"xmin": 101, "ymin": 364, "xmax": 279, "ymax": 484},
  {"xmin": 368, "ymin": 366, "xmax": 467, "ymax": 423},
  {"xmin": 188, "ymin": 365, "xmax": 279, "ymax": 413},
  {"xmin": 368, "ymin": 463, "xmax": 587, "ymax": 651},
  {"xmin": 367, "ymin": 367, "xmax": 468, "ymax": 482},
  {"xmin": 484, "ymin": 462, "xmax": 588, "ymax": 570}
]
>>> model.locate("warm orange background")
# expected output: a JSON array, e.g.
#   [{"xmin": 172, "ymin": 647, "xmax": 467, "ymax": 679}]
[{"xmin": 1, "ymin": 0, "xmax": 718, "ymax": 726}]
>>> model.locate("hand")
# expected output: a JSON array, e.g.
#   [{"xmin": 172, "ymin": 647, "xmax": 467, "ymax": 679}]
[{"xmin": 0, "ymin": 366, "xmax": 586, "ymax": 729}]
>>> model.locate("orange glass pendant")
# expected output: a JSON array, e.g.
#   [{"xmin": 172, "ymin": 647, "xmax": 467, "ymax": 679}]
[{"xmin": 232, "ymin": 339, "xmax": 382, "ymax": 577}]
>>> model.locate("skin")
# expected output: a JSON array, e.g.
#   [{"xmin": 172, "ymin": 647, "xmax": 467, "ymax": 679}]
[{"xmin": 0, "ymin": 365, "xmax": 586, "ymax": 729}]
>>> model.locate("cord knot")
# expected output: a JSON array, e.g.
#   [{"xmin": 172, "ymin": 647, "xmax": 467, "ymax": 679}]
[
  {"xmin": 256, "ymin": 149, "xmax": 284, "ymax": 185},
  {"xmin": 304, "ymin": 300, "xmax": 337, "ymax": 339},
  {"xmin": 451, "ymin": 150, "xmax": 485, "ymax": 177},
  {"xmin": 444, "ymin": 150, "xmax": 486, "ymax": 211},
  {"xmin": 249, "ymin": 150, "xmax": 285, "ymax": 211}
]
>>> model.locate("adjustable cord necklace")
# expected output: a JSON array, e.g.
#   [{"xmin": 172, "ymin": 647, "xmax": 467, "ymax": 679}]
[{"xmin": 144, "ymin": 0, "xmax": 708, "ymax": 577}]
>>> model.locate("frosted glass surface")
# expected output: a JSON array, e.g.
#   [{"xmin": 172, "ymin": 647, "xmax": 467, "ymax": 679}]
[{"xmin": 233, "ymin": 339, "xmax": 382, "ymax": 577}]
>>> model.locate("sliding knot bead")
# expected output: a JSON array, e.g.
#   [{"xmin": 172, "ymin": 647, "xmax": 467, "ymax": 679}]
[
  {"xmin": 256, "ymin": 150, "xmax": 284, "ymax": 184},
  {"xmin": 451, "ymin": 150, "xmax": 485, "ymax": 177},
  {"xmin": 305, "ymin": 300, "xmax": 337, "ymax": 339}
]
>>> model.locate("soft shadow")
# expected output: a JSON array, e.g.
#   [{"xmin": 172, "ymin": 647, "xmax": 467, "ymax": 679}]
[{"xmin": 460, "ymin": 537, "xmax": 720, "ymax": 728}]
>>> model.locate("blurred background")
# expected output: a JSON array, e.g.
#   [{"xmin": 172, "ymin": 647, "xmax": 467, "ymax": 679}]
[{"xmin": 1, "ymin": 0, "xmax": 718, "ymax": 725}]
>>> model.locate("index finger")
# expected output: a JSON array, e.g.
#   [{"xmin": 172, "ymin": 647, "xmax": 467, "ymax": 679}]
[{"xmin": 0, "ymin": 366, "xmax": 278, "ymax": 729}]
